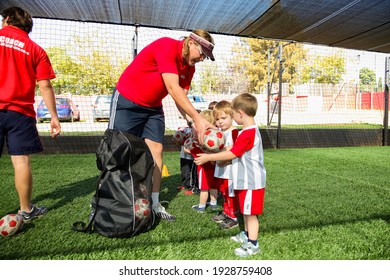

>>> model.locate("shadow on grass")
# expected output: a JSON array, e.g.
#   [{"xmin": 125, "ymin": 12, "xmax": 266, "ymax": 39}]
[{"xmin": 11, "ymin": 176, "xmax": 98, "ymax": 214}]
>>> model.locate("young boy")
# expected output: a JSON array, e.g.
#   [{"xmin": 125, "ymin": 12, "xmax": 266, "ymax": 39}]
[
  {"xmin": 187, "ymin": 109, "xmax": 218, "ymax": 211},
  {"xmin": 212, "ymin": 101, "xmax": 240, "ymax": 229},
  {"xmin": 180, "ymin": 127, "xmax": 199, "ymax": 193},
  {"xmin": 194, "ymin": 93, "xmax": 266, "ymax": 257}
]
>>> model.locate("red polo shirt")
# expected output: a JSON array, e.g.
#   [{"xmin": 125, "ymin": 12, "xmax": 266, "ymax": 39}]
[
  {"xmin": 0, "ymin": 26, "xmax": 56, "ymax": 118},
  {"xmin": 116, "ymin": 37, "xmax": 195, "ymax": 108}
]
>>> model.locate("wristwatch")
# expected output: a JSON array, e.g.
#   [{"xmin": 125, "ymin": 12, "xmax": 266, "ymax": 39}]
[{"xmin": 187, "ymin": 120, "xmax": 194, "ymax": 127}]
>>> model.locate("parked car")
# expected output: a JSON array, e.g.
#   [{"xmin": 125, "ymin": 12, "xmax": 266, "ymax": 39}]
[
  {"xmin": 92, "ymin": 95, "xmax": 112, "ymax": 122},
  {"xmin": 187, "ymin": 95, "xmax": 208, "ymax": 111},
  {"xmin": 37, "ymin": 97, "xmax": 80, "ymax": 123}
]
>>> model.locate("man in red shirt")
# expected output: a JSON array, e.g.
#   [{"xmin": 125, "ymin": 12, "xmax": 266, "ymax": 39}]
[
  {"xmin": 109, "ymin": 29, "xmax": 216, "ymax": 221},
  {"xmin": 0, "ymin": 7, "xmax": 61, "ymax": 222}
]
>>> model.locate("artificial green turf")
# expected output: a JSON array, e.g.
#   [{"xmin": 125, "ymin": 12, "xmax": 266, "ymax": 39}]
[{"xmin": 0, "ymin": 146, "xmax": 389, "ymax": 260}]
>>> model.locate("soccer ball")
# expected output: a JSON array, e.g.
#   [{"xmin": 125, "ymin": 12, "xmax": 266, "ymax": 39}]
[
  {"xmin": 183, "ymin": 127, "xmax": 193, "ymax": 140},
  {"xmin": 0, "ymin": 214, "xmax": 24, "ymax": 237},
  {"xmin": 172, "ymin": 129, "xmax": 186, "ymax": 145},
  {"xmin": 184, "ymin": 137, "xmax": 203, "ymax": 151},
  {"xmin": 203, "ymin": 128, "xmax": 225, "ymax": 152},
  {"xmin": 134, "ymin": 199, "xmax": 151, "ymax": 220}
]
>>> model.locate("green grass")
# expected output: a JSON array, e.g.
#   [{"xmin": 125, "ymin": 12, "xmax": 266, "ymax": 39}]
[{"xmin": 0, "ymin": 146, "xmax": 389, "ymax": 260}]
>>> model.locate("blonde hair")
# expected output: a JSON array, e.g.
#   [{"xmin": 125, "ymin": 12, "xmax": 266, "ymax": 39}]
[
  {"xmin": 231, "ymin": 93, "xmax": 258, "ymax": 117},
  {"xmin": 213, "ymin": 100, "xmax": 233, "ymax": 119},
  {"xmin": 200, "ymin": 109, "xmax": 215, "ymax": 124},
  {"xmin": 182, "ymin": 29, "xmax": 214, "ymax": 58}
]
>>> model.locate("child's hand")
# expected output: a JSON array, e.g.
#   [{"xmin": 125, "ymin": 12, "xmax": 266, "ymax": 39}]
[{"xmin": 194, "ymin": 153, "xmax": 210, "ymax": 165}]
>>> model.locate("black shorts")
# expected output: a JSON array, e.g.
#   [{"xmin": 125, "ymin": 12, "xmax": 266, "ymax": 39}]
[
  {"xmin": 109, "ymin": 89, "xmax": 165, "ymax": 144},
  {"xmin": 0, "ymin": 110, "xmax": 43, "ymax": 156}
]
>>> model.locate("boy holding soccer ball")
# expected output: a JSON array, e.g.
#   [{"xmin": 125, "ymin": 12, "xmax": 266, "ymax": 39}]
[
  {"xmin": 211, "ymin": 100, "xmax": 240, "ymax": 230},
  {"xmin": 187, "ymin": 110, "xmax": 219, "ymax": 212},
  {"xmin": 194, "ymin": 93, "xmax": 266, "ymax": 257}
]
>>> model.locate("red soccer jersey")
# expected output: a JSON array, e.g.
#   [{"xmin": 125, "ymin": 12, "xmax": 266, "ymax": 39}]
[
  {"xmin": 0, "ymin": 26, "xmax": 56, "ymax": 118},
  {"xmin": 116, "ymin": 37, "xmax": 195, "ymax": 108},
  {"xmin": 230, "ymin": 126, "xmax": 266, "ymax": 190}
]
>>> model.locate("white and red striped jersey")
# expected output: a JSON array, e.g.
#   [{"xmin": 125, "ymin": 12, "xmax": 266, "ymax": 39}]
[
  {"xmin": 214, "ymin": 128, "xmax": 238, "ymax": 179},
  {"xmin": 230, "ymin": 125, "xmax": 266, "ymax": 190}
]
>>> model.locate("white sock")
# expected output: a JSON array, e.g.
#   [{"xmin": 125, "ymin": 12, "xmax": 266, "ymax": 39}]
[
  {"xmin": 151, "ymin": 192, "xmax": 159, "ymax": 207},
  {"xmin": 199, "ymin": 204, "xmax": 206, "ymax": 208},
  {"xmin": 210, "ymin": 200, "xmax": 217, "ymax": 206}
]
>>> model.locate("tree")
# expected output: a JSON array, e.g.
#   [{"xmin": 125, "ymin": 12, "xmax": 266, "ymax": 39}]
[
  {"xmin": 301, "ymin": 54, "xmax": 346, "ymax": 84},
  {"xmin": 359, "ymin": 67, "xmax": 376, "ymax": 92},
  {"xmin": 191, "ymin": 64, "xmax": 224, "ymax": 94},
  {"xmin": 377, "ymin": 77, "xmax": 383, "ymax": 92},
  {"xmin": 46, "ymin": 47, "xmax": 80, "ymax": 94},
  {"xmin": 229, "ymin": 38, "xmax": 306, "ymax": 93},
  {"xmin": 45, "ymin": 35, "xmax": 130, "ymax": 96}
]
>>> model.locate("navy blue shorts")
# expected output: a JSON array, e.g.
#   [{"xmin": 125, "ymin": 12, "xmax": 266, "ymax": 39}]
[
  {"xmin": 0, "ymin": 110, "xmax": 43, "ymax": 156},
  {"xmin": 109, "ymin": 89, "xmax": 165, "ymax": 144}
]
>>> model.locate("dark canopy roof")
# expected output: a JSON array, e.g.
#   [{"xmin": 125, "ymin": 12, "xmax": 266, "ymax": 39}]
[{"xmin": 1, "ymin": 0, "xmax": 390, "ymax": 53}]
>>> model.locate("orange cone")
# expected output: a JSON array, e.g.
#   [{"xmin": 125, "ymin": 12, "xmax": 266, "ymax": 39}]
[{"xmin": 162, "ymin": 164, "xmax": 170, "ymax": 177}]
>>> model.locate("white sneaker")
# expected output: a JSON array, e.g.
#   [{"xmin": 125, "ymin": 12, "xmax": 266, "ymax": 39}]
[
  {"xmin": 234, "ymin": 241, "xmax": 260, "ymax": 257},
  {"xmin": 152, "ymin": 203, "xmax": 176, "ymax": 221},
  {"xmin": 231, "ymin": 231, "xmax": 248, "ymax": 244}
]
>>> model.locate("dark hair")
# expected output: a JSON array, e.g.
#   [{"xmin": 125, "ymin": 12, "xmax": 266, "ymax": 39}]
[{"xmin": 1, "ymin": 7, "xmax": 33, "ymax": 34}]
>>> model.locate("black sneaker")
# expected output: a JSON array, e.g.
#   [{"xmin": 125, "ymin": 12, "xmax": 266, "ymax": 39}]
[
  {"xmin": 18, "ymin": 204, "xmax": 48, "ymax": 223},
  {"xmin": 152, "ymin": 203, "xmax": 176, "ymax": 222},
  {"xmin": 219, "ymin": 217, "xmax": 239, "ymax": 229},
  {"xmin": 211, "ymin": 212, "xmax": 228, "ymax": 223}
]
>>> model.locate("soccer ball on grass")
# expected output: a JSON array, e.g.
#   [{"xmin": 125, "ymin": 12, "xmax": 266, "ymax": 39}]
[{"xmin": 0, "ymin": 214, "xmax": 24, "ymax": 237}]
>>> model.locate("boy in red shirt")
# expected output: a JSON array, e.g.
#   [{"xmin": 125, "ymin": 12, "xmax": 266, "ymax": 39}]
[{"xmin": 195, "ymin": 93, "xmax": 266, "ymax": 257}]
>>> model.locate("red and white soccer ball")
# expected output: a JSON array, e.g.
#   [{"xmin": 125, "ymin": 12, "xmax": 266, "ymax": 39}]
[
  {"xmin": 183, "ymin": 127, "xmax": 193, "ymax": 140},
  {"xmin": 134, "ymin": 199, "xmax": 151, "ymax": 220},
  {"xmin": 203, "ymin": 128, "xmax": 225, "ymax": 152},
  {"xmin": 184, "ymin": 137, "xmax": 202, "ymax": 151},
  {"xmin": 172, "ymin": 129, "xmax": 186, "ymax": 145},
  {"xmin": 0, "ymin": 214, "xmax": 24, "ymax": 237}
]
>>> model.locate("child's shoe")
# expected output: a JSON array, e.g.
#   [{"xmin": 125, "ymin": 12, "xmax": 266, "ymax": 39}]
[
  {"xmin": 211, "ymin": 212, "xmax": 228, "ymax": 223},
  {"xmin": 191, "ymin": 204, "xmax": 205, "ymax": 213},
  {"xmin": 209, "ymin": 204, "xmax": 218, "ymax": 211},
  {"xmin": 230, "ymin": 231, "xmax": 248, "ymax": 244},
  {"xmin": 234, "ymin": 240, "xmax": 260, "ymax": 257},
  {"xmin": 219, "ymin": 217, "xmax": 238, "ymax": 229}
]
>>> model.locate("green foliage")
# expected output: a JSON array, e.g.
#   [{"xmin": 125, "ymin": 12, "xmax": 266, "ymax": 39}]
[
  {"xmin": 194, "ymin": 64, "xmax": 222, "ymax": 94},
  {"xmin": 229, "ymin": 39, "xmax": 306, "ymax": 93},
  {"xmin": 45, "ymin": 35, "xmax": 130, "ymax": 96},
  {"xmin": 1, "ymin": 147, "xmax": 389, "ymax": 260},
  {"xmin": 301, "ymin": 54, "xmax": 346, "ymax": 84},
  {"xmin": 359, "ymin": 67, "xmax": 376, "ymax": 92},
  {"xmin": 377, "ymin": 77, "xmax": 383, "ymax": 92}
]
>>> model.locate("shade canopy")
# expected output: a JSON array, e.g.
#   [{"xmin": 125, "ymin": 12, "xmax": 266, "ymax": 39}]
[{"xmin": 1, "ymin": 0, "xmax": 390, "ymax": 53}]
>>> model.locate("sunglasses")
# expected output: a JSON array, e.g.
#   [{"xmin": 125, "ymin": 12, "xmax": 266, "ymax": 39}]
[{"xmin": 196, "ymin": 44, "xmax": 208, "ymax": 60}]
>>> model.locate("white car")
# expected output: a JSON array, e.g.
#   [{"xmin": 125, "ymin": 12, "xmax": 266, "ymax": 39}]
[{"xmin": 187, "ymin": 95, "xmax": 208, "ymax": 111}]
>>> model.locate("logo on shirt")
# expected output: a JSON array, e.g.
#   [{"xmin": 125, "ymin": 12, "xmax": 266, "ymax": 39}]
[
  {"xmin": 0, "ymin": 36, "xmax": 29, "ymax": 55},
  {"xmin": 180, "ymin": 75, "xmax": 186, "ymax": 79}
]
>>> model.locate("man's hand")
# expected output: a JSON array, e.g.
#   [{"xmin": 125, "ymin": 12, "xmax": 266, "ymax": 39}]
[
  {"xmin": 50, "ymin": 118, "xmax": 61, "ymax": 138},
  {"xmin": 192, "ymin": 116, "xmax": 215, "ymax": 146}
]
